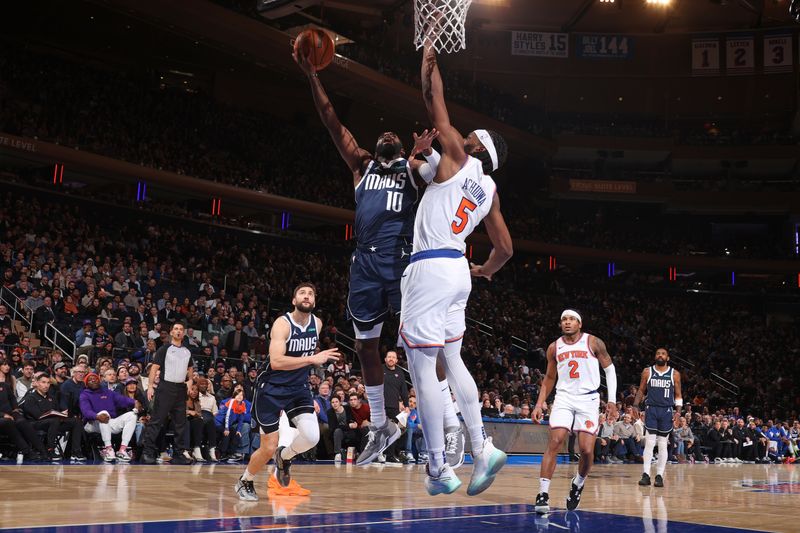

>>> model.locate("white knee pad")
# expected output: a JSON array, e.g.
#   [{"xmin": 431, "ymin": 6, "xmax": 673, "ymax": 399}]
[
  {"xmin": 656, "ymin": 435, "xmax": 669, "ymax": 450},
  {"xmin": 645, "ymin": 433, "xmax": 657, "ymax": 448},
  {"xmin": 289, "ymin": 412, "xmax": 320, "ymax": 454}
]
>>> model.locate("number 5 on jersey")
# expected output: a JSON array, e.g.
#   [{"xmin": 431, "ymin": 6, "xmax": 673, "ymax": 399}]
[{"xmin": 452, "ymin": 197, "xmax": 477, "ymax": 234}]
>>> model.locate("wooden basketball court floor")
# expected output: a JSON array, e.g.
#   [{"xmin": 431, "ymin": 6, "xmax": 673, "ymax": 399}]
[{"xmin": 0, "ymin": 461, "xmax": 797, "ymax": 532}]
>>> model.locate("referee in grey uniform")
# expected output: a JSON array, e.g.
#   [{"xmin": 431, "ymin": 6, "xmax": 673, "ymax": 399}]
[{"xmin": 141, "ymin": 323, "xmax": 194, "ymax": 464}]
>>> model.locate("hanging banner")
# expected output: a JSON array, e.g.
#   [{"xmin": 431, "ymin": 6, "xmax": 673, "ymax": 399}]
[
  {"xmin": 511, "ymin": 31, "xmax": 569, "ymax": 58},
  {"xmin": 576, "ymin": 34, "xmax": 633, "ymax": 59},
  {"xmin": 763, "ymin": 34, "xmax": 793, "ymax": 74},
  {"xmin": 691, "ymin": 37, "xmax": 720, "ymax": 76},
  {"xmin": 726, "ymin": 35, "xmax": 755, "ymax": 75}
]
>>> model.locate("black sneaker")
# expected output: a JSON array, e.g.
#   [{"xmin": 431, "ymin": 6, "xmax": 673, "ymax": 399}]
[
  {"xmin": 235, "ymin": 476, "xmax": 259, "ymax": 501},
  {"xmin": 274, "ymin": 446, "xmax": 292, "ymax": 488},
  {"xmin": 70, "ymin": 455, "xmax": 87, "ymax": 463},
  {"xmin": 654, "ymin": 474, "xmax": 664, "ymax": 488},
  {"xmin": 48, "ymin": 449, "xmax": 62, "ymax": 463},
  {"xmin": 171, "ymin": 452, "xmax": 193, "ymax": 465},
  {"xmin": 638, "ymin": 473, "xmax": 651, "ymax": 486},
  {"xmin": 566, "ymin": 478, "xmax": 584, "ymax": 511},
  {"xmin": 140, "ymin": 452, "xmax": 157, "ymax": 465},
  {"xmin": 534, "ymin": 492, "xmax": 550, "ymax": 514}
]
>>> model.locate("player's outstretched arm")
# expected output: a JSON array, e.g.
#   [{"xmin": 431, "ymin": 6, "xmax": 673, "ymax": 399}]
[
  {"xmin": 420, "ymin": 38, "xmax": 466, "ymax": 176},
  {"xmin": 532, "ymin": 343, "xmax": 557, "ymax": 423},
  {"xmin": 294, "ymin": 49, "xmax": 370, "ymax": 185},
  {"xmin": 470, "ymin": 193, "xmax": 513, "ymax": 281}
]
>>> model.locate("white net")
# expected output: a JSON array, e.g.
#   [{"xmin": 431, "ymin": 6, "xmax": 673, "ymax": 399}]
[{"xmin": 414, "ymin": 0, "xmax": 473, "ymax": 54}]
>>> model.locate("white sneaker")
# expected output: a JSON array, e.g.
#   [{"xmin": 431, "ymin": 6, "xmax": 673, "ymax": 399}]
[
  {"xmin": 377, "ymin": 453, "xmax": 386, "ymax": 464},
  {"xmin": 100, "ymin": 447, "xmax": 116, "ymax": 463},
  {"xmin": 424, "ymin": 463, "xmax": 462, "ymax": 496},
  {"xmin": 467, "ymin": 437, "xmax": 507, "ymax": 496},
  {"xmin": 445, "ymin": 426, "xmax": 465, "ymax": 469},
  {"xmin": 714, "ymin": 457, "xmax": 723, "ymax": 464},
  {"xmin": 334, "ymin": 453, "xmax": 342, "ymax": 463},
  {"xmin": 193, "ymin": 447, "xmax": 206, "ymax": 463}
]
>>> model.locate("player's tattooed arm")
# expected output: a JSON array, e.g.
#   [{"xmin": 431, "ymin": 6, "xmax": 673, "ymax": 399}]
[
  {"xmin": 633, "ymin": 368, "xmax": 649, "ymax": 410},
  {"xmin": 294, "ymin": 48, "xmax": 370, "ymax": 184}
]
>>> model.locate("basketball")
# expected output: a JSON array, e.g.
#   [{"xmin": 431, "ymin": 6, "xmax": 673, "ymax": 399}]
[{"xmin": 294, "ymin": 29, "xmax": 335, "ymax": 70}]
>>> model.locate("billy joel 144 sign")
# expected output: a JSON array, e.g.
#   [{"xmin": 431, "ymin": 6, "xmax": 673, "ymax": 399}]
[{"xmin": 577, "ymin": 34, "xmax": 633, "ymax": 59}]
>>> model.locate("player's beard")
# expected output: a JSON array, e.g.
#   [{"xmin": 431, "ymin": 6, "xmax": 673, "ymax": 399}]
[
  {"xmin": 296, "ymin": 302, "xmax": 315, "ymax": 313},
  {"xmin": 655, "ymin": 357, "xmax": 667, "ymax": 367},
  {"xmin": 376, "ymin": 141, "xmax": 401, "ymax": 160}
]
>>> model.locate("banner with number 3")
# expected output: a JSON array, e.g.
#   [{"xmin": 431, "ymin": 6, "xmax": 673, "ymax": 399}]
[{"xmin": 763, "ymin": 34, "xmax": 793, "ymax": 74}]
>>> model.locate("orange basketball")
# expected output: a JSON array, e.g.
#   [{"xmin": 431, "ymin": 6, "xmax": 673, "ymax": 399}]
[{"xmin": 294, "ymin": 29, "xmax": 335, "ymax": 71}]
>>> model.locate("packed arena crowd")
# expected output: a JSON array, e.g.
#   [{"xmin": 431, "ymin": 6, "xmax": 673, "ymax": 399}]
[{"xmin": 0, "ymin": 189, "xmax": 797, "ymax": 466}]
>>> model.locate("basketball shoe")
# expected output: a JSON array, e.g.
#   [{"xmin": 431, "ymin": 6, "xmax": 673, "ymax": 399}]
[
  {"xmin": 566, "ymin": 477, "xmax": 584, "ymax": 511},
  {"xmin": 356, "ymin": 420, "xmax": 401, "ymax": 466},
  {"xmin": 424, "ymin": 463, "xmax": 462, "ymax": 496},
  {"xmin": 445, "ymin": 426, "xmax": 465, "ymax": 469},
  {"xmin": 467, "ymin": 437, "xmax": 507, "ymax": 496}
]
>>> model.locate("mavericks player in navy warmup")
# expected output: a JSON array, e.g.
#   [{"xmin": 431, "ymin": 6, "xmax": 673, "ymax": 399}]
[
  {"xmin": 634, "ymin": 348, "xmax": 683, "ymax": 488},
  {"xmin": 293, "ymin": 45, "xmax": 465, "ymax": 467},
  {"xmin": 235, "ymin": 283, "xmax": 340, "ymax": 501}
]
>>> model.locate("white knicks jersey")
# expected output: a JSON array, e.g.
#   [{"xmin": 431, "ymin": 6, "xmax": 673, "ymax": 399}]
[
  {"xmin": 555, "ymin": 333, "xmax": 601, "ymax": 396},
  {"xmin": 412, "ymin": 156, "xmax": 497, "ymax": 254}
]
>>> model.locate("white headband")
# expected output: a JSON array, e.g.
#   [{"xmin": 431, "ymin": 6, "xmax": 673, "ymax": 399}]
[
  {"xmin": 474, "ymin": 129, "xmax": 498, "ymax": 172},
  {"xmin": 561, "ymin": 309, "xmax": 582, "ymax": 323}
]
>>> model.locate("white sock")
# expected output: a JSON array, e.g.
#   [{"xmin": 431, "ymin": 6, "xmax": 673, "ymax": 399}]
[
  {"xmin": 241, "ymin": 469, "xmax": 255, "ymax": 481},
  {"xmin": 539, "ymin": 477, "xmax": 551, "ymax": 494},
  {"xmin": 656, "ymin": 436, "xmax": 669, "ymax": 476},
  {"xmin": 643, "ymin": 433, "xmax": 656, "ymax": 475},
  {"xmin": 440, "ymin": 379, "xmax": 460, "ymax": 430},
  {"xmin": 574, "ymin": 473, "xmax": 586, "ymax": 488},
  {"xmin": 428, "ymin": 448, "xmax": 446, "ymax": 475},
  {"xmin": 365, "ymin": 384, "xmax": 386, "ymax": 427}
]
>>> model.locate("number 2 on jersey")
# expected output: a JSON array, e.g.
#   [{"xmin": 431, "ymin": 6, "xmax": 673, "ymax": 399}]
[
  {"xmin": 568, "ymin": 360, "xmax": 580, "ymax": 379},
  {"xmin": 452, "ymin": 197, "xmax": 477, "ymax": 234}
]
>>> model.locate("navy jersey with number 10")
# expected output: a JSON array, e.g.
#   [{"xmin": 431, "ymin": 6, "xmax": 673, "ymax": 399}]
[
  {"xmin": 646, "ymin": 366, "xmax": 675, "ymax": 408},
  {"xmin": 354, "ymin": 158, "xmax": 419, "ymax": 247}
]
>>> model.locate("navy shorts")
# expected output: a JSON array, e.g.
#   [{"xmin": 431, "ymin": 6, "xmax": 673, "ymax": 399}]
[
  {"xmin": 645, "ymin": 405, "xmax": 674, "ymax": 437},
  {"xmin": 252, "ymin": 382, "xmax": 314, "ymax": 434},
  {"xmin": 346, "ymin": 246, "xmax": 410, "ymax": 330}
]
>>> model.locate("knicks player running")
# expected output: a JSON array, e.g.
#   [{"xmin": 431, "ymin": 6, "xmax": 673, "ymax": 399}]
[
  {"xmin": 399, "ymin": 36, "xmax": 513, "ymax": 496},
  {"xmin": 293, "ymin": 48, "xmax": 465, "ymax": 467},
  {"xmin": 633, "ymin": 348, "xmax": 683, "ymax": 488},
  {"xmin": 532, "ymin": 310, "xmax": 617, "ymax": 513},
  {"xmin": 235, "ymin": 283, "xmax": 340, "ymax": 501}
]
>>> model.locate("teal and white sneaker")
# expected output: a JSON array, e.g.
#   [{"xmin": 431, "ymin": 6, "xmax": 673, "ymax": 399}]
[
  {"xmin": 424, "ymin": 463, "xmax": 462, "ymax": 496},
  {"xmin": 466, "ymin": 437, "xmax": 507, "ymax": 496}
]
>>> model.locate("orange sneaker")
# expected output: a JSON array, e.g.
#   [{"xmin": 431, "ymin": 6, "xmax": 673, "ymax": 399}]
[
  {"xmin": 268, "ymin": 474, "xmax": 294, "ymax": 496},
  {"xmin": 287, "ymin": 479, "xmax": 311, "ymax": 496}
]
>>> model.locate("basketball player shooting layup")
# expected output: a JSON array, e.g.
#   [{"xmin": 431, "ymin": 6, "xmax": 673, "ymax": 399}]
[
  {"xmin": 532, "ymin": 310, "xmax": 618, "ymax": 513},
  {"xmin": 398, "ymin": 33, "xmax": 513, "ymax": 496},
  {"xmin": 293, "ymin": 47, "xmax": 467, "ymax": 468},
  {"xmin": 633, "ymin": 348, "xmax": 683, "ymax": 488}
]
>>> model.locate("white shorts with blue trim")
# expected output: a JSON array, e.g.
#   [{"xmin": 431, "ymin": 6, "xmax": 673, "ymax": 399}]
[{"xmin": 399, "ymin": 251, "xmax": 470, "ymax": 349}]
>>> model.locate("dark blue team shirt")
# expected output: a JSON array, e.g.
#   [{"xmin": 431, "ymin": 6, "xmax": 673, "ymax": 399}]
[
  {"xmin": 354, "ymin": 158, "xmax": 419, "ymax": 248},
  {"xmin": 260, "ymin": 313, "xmax": 319, "ymax": 389},
  {"xmin": 646, "ymin": 366, "xmax": 675, "ymax": 408}
]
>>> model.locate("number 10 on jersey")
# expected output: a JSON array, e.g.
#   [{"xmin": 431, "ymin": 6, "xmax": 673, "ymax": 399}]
[{"xmin": 386, "ymin": 191, "xmax": 403, "ymax": 213}]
